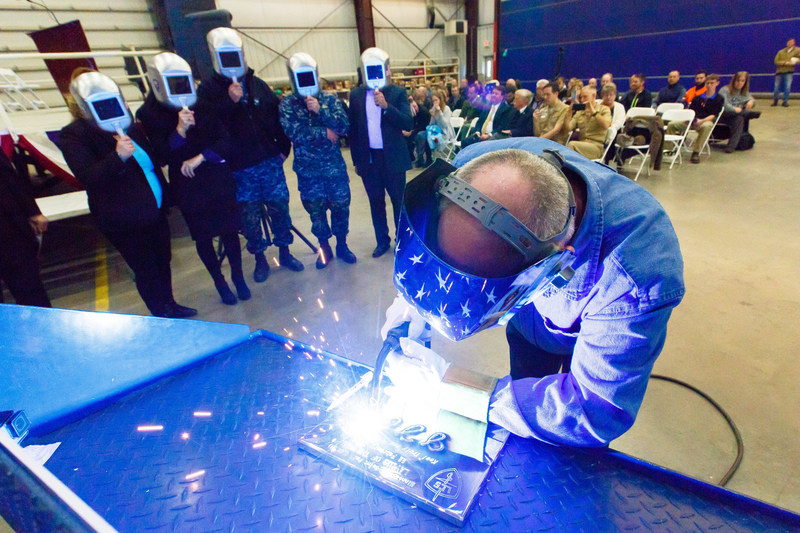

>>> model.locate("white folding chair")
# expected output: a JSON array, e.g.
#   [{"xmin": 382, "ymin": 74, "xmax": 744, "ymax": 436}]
[
  {"xmin": 615, "ymin": 107, "xmax": 656, "ymax": 181},
  {"xmin": 593, "ymin": 125, "xmax": 618, "ymax": 163},
  {"xmin": 697, "ymin": 112, "xmax": 723, "ymax": 157},
  {"xmin": 660, "ymin": 109, "xmax": 695, "ymax": 169},
  {"xmin": 0, "ymin": 68, "xmax": 48, "ymax": 110},
  {"xmin": 451, "ymin": 108, "xmax": 461, "ymax": 118},
  {"xmin": 655, "ymin": 102, "xmax": 684, "ymax": 115},
  {"xmin": 442, "ymin": 116, "xmax": 465, "ymax": 160}
]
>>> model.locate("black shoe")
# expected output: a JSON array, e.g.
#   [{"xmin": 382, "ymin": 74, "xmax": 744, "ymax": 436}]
[
  {"xmin": 771, "ymin": 100, "xmax": 778, "ymax": 107},
  {"xmin": 253, "ymin": 252, "xmax": 270, "ymax": 283},
  {"xmin": 372, "ymin": 242, "xmax": 391, "ymax": 258},
  {"xmin": 336, "ymin": 242, "xmax": 357, "ymax": 264},
  {"xmin": 159, "ymin": 301, "xmax": 198, "ymax": 319},
  {"xmin": 783, "ymin": 102, "xmax": 789, "ymax": 107},
  {"xmin": 690, "ymin": 152, "xmax": 700, "ymax": 164},
  {"xmin": 215, "ymin": 280, "xmax": 237, "ymax": 305},
  {"xmin": 279, "ymin": 247, "xmax": 304, "ymax": 271},
  {"xmin": 316, "ymin": 242, "xmax": 333, "ymax": 269},
  {"xmin": 233, "ymin": 278, "xmax": 251, "ymax": 301}
]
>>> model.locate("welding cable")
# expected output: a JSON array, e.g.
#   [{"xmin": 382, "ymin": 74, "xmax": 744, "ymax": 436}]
[{"xmin": 650, "ymin": 374, "xmax": 744, "ymax": 487}]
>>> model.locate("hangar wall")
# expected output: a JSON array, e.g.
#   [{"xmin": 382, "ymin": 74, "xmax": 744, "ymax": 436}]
[{"xmin": 496, "ymin": 0, "xmax": 800, "ymax": 93}]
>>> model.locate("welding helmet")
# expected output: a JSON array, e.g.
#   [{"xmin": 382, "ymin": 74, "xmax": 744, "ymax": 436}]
[
  {"xmin": 207, "ymin": 27, "xmax": 246, "ymax": 81},
  {"xmin": 393, "ymin": 151, "xmax": 576, "ymax": 341},
  {"xmin": 146, "ymin": 52, "xmax": 196, "ymax": 110},
  {"xmin": 361, "ymin": 47, "xmax": 389, "ymax": 90},
  {"xmin": 286, "ymin": 52, "xmax": 320, "ymax": 98},
  {"xmin": 69, "ymin": 71, "xmax": 131, "ymax": 134}
]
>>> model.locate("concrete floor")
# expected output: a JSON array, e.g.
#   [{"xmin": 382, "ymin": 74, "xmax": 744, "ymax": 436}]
[{"xmin": 4, "ymin": 100, "xmax": 800, "ymax": 519}]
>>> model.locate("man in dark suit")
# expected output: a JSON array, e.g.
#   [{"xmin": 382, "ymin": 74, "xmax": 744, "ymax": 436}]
[
  {"xmin": 0, "ymin": 149, "xmax": 51, "ymax": 307},
  {"xmin": 498, "ymin": 88, "xmax": 535, "ymax": 138},
  {"xmin": 348, "ymin": 48, "xmax": 413, "ymax": 258},
  {"xmin": 461, "ymin": 82, "xmax": 514, "ymax": 148}
]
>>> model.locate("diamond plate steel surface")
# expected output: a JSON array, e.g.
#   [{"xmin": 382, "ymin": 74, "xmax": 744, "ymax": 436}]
[{"xmin": 29, "ymin": 334, "xmax": 800, "ymax": 532}]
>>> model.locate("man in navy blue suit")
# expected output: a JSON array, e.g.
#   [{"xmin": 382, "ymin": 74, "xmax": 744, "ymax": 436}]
[{"xmin": 348, "ymin": 48, "xmax": 413, "ymax": 258}]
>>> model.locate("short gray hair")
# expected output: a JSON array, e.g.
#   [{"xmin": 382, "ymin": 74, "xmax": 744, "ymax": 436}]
[
  {"xmin": 536, "ymin": 78, "xmax": 549, "ymax": 88},
  {"xmin": 515, "ymin": 88, "xmax": 534, "ymax": 105},
  {"xmin": 601, "ymin": 83, "xmax": 617, "ymax": 97},
  {"xmin": 447, "ymin": 149, "xmax": 573, "ymax": 243}
]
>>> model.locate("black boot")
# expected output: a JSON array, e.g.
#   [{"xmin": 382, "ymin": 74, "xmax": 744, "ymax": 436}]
[
  {"xmin": 279, "ymin": 246, "xmax": 304, "ymax": 271},
  {"xmin": 215, "ymin": 278, "xmax": 237, "ymax": 305},
  {"xmin": 233, "ymin": 278, "xmax": 251, "ymax": 300},
  {"xmin": 316, "ymin": 240, "xmax": 333, "ymax": 269},
  {"xmin": 253, "ymin": 252, "xmax": 270, "ymax": 282},
  {"xmin": 159, "ymin": 300, "xmax": 198, "ymax": 319},
  {"xmin": 336, "ymin": 238, "xmax": 357, "ymax": 264}
]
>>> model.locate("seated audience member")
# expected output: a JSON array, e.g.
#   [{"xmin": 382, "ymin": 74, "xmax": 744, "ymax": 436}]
[
  {"xmin": 504, "ymin": 83, "xmax": 516, "ymax": 106},
  {"xmin": 404, "ymin": 88, "xmax": 431, "ymax": 167},
  {"xmin": 654, "ymin": 70, "xmax": 686, "ymax": 106},
  {"xmin": 566, "ymin": 78, "xmax": 584, "ymax": 103},
  {"xmin": 718, "ymin": 71, "xmax": 757, "ymax": 149},
  {"xmin": 667, "ymin": 74, "xmax": 724, "ymax": 163},
  {"xmin": 447, "ymin": 84, "xmax": 465, "ymax": 110},
  {"xmin": 498, "ymin": 88, "xmax": 535, "ymax": 138},
  {"xmin": 461, "ymin": 82, "xmax": 513, "ymax": 148},
  {"xmin": 459, "ymin": 77, "xmax": 468, "ymax": 97},
  {"xmin": 505, "ymin": 78, "xmax": 518, "ymax": 92},
  {"xmin": 620, "ymin": 74, "xmax": 652, "ymax": 110},
  {"xmin": 533, "ymin": 82, "xmax": 570, "ymax": 145},
  {"xmin": 587, "ymin": 77, "xmax": 598, "ymax": 89},
  {"xmin": 532, "ymin": 79, "xmax": 549, "ymax": 112},
  {"xmin": 566, "ymin": 86, "xmax": 611, "ymax": 159},
  {"xmin": 600, "ymin": 83, "xmax": 626, "ymax": 132},
  {"xmin": 684, "ymin": 70, "xmax": 707, "ymax": 104},
  {"xmin": 555, "ymin": 76, "xmax": 568, "ymax": 100},
  {"xmin": 600, "ymin": 72, "xmax": 613, "ymax": 88},
  {"xmin": 427, "ymin": 89, "xmax": 455, "ymax": 161}
]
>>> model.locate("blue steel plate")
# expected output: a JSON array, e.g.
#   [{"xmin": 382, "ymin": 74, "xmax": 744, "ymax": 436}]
[{"xmin": 27, "ymin": 332, "xmax": 800, "ymax": 532}]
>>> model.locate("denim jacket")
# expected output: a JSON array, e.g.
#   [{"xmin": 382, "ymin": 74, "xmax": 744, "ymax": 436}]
[{"xmin": 452, "ymin": 137, "xmax": 685, "ymax": 447}]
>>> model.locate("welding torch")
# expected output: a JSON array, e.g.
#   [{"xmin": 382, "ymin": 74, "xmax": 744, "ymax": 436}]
[{"xmin": 369, "ymin": 322, "xmax": 410, "ymax": 402}]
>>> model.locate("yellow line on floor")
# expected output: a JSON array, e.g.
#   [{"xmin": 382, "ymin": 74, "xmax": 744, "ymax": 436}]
[{"xmin": 95, "ymin": 247, "xmax": 109, "ymax": 312}]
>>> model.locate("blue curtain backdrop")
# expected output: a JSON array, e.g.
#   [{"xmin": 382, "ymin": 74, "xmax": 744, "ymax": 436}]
[{"xmin": 497, "ymin": 1, "xmax": 800, "ymax": 93}]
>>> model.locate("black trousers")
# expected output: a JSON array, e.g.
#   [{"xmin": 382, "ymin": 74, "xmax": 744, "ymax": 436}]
[
  {"xmin": 103, "ymin": 216, "xmax": 173, "ymax": 316},
  {"xmin": 360, "ymin": 149, "xmax": 406, "ymax": 248},
  {"xmin": 506, "ymin": 319, "xmax": 572, "ymax": 379},
  {"xmin": 0, "ymin": 238, "xmax": 51, "ymax": 307}
]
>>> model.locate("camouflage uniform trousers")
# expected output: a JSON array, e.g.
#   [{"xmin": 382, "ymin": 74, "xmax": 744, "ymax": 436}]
[
  {"xmin": 233, "ymin": 156, "xmax": 294, "ymax": 254},
  {"xmin": 297, "ymin": 171, "xmax": 351, "ymax": 241}
]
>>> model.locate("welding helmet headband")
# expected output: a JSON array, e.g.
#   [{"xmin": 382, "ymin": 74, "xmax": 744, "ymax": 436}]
[
  {"xmin": 393, "ymin": 152, "xmax": 576, "ymax": 341},
  {"xmin": 361, "ymin": 47, "xmax": 390, "ymax": 91},
  {"xmin": 146, "ymin": 52, "xmax": 196, "ymax": 110},
  {"xmin": 207, "ymin": 27, "xmax": 246, "ymax": 81},
  {"xmin": 286, "ymin": 52, "xmax": 320, "ymax": 98},
  {"xmin": 69, "ymin": 72, "xmax": 132, "ymax": 134}
]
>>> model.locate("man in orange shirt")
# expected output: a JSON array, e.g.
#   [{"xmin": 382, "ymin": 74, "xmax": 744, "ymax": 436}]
[{"xmin": 684, "ymin": 70, "xmax": 707, "ymax": 104}]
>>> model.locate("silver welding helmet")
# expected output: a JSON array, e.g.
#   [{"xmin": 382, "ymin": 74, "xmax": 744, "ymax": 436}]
[
  {"xmin": 393, "ymin": 151, "xmax": 576, "ymax": 341},
  {"xmin": 69, "ymin": 71, "xmax": 131, "ymax": 134},
  {"xmin": 146, "ymin": 52, "xmax": 196, "ymax": 109},
  {"xmin": 286, "ymin": 52, "xmax": 320, "ymax": 98},
  {"xmin": 361, "ymin": 47, "xmax": 389, "ymax": 90},
  {"xmin": 207, "ymin": 27, "xmax": 246, "ymax": 81}
]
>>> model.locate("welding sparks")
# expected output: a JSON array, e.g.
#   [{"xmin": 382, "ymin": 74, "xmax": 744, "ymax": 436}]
[
  {"xmin": 272, "ymin": 257, "xmax": 280, "ymax": 267},
  {"xmin": 317, "ymin": 298, "xmax": 324, "ymax": 309},
  {"xmin": 333, "ymin": 311, "xmax": 339, "ymax": 322},
  {"xmin": 293, "ymin": 317, "xmax": 298, "ymax": 322},
  {"xmin": 302, "ymin": 326, "xmax": 309, "ymax": 333},
  {"xmin": 318, "ymin": 249, "xmax": 327, "ymax": 265},
  {"xmin": 181, "ymin": 432, "xmax": 190, "ymax": 440},
  {"xmin": 253, "ymin": 441, "xmax": 267, "ymax": 449},
  {"xmin": 137, "ymin": 425, "xmax": 163, "ymax": 432},
  {"xmin": 185, "ymin": 470, "xmax": 205, "ymax": 480},
  {"xmin": 193, "ymin": 411, "xmax": 212, "ymax": 418}
]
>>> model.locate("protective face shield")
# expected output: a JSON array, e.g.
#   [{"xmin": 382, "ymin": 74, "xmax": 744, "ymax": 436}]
[
  {"xmin": 69, "ymin": 71, "xmax": 131, "ymax": 135},
  {"xmin": 207, "ymin": 27, "xmax": 246, "ymax": 82},
  {"xmin": 286, "ymin": 52, "xmax": 320, "ymax": 98},
  {"xmin": 361, "ymin": 47, "xmax": 390, "ymax": 90},
  {"xmin": 146, "ymin": 52, "xmax": 196, "ymax": 110},
  {"xmin": 393, "ymin": 153, "xmax": 576, "ymax": 341}
]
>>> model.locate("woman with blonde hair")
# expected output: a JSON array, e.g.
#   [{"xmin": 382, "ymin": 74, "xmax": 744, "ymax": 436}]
[{"xmin": 718, "ymin": 71, "xmax": 757, "ymax": 152}]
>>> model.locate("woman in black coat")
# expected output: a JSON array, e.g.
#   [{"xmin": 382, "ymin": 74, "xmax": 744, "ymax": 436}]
[
  {"xmin": 136, "ymin": 93, "xmax": 249, "ymax": 304},
  {"xmin": 59, "ymin": 112, "xmax": 196, "ymax": 318}
]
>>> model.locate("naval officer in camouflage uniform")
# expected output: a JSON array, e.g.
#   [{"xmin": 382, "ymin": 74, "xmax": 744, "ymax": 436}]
[{"xmin": 279, "ymin": 53, "xmax": 356, "ymax": 268}]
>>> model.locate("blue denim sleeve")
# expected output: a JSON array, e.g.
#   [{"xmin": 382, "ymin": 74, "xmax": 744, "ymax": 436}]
[{"xmin": 493, "ymin": 301, "xmax": 676, "ymax": 448}]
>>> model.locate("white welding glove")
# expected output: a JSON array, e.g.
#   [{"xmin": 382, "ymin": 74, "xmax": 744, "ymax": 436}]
[
  {"xmin": 383, "ymin": 337, "xmax": 451, "ymax": 393},
  {"xmin": 381, "ymin": 292, "xmax": 432, "ymax": 345}
]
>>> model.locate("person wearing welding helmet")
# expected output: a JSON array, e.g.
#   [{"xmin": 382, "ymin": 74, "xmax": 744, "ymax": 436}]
[
  {"xmin": 381, "ymin": 137, "xmax": 685, "ymax": 447},
  {"xmin": 197, "ymin": 28, "xmax": 304, "ymax": 283}
]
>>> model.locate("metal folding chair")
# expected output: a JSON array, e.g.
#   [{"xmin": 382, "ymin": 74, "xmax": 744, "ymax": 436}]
[{"xmin": 660, "ymin": 109, "xmax": 695, "ymax": 169}]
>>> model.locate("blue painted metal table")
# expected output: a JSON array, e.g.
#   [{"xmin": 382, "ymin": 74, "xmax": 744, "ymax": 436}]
[{"xmin": 2, "ymin": 305, "xmax": 800, "ymax": 532}]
